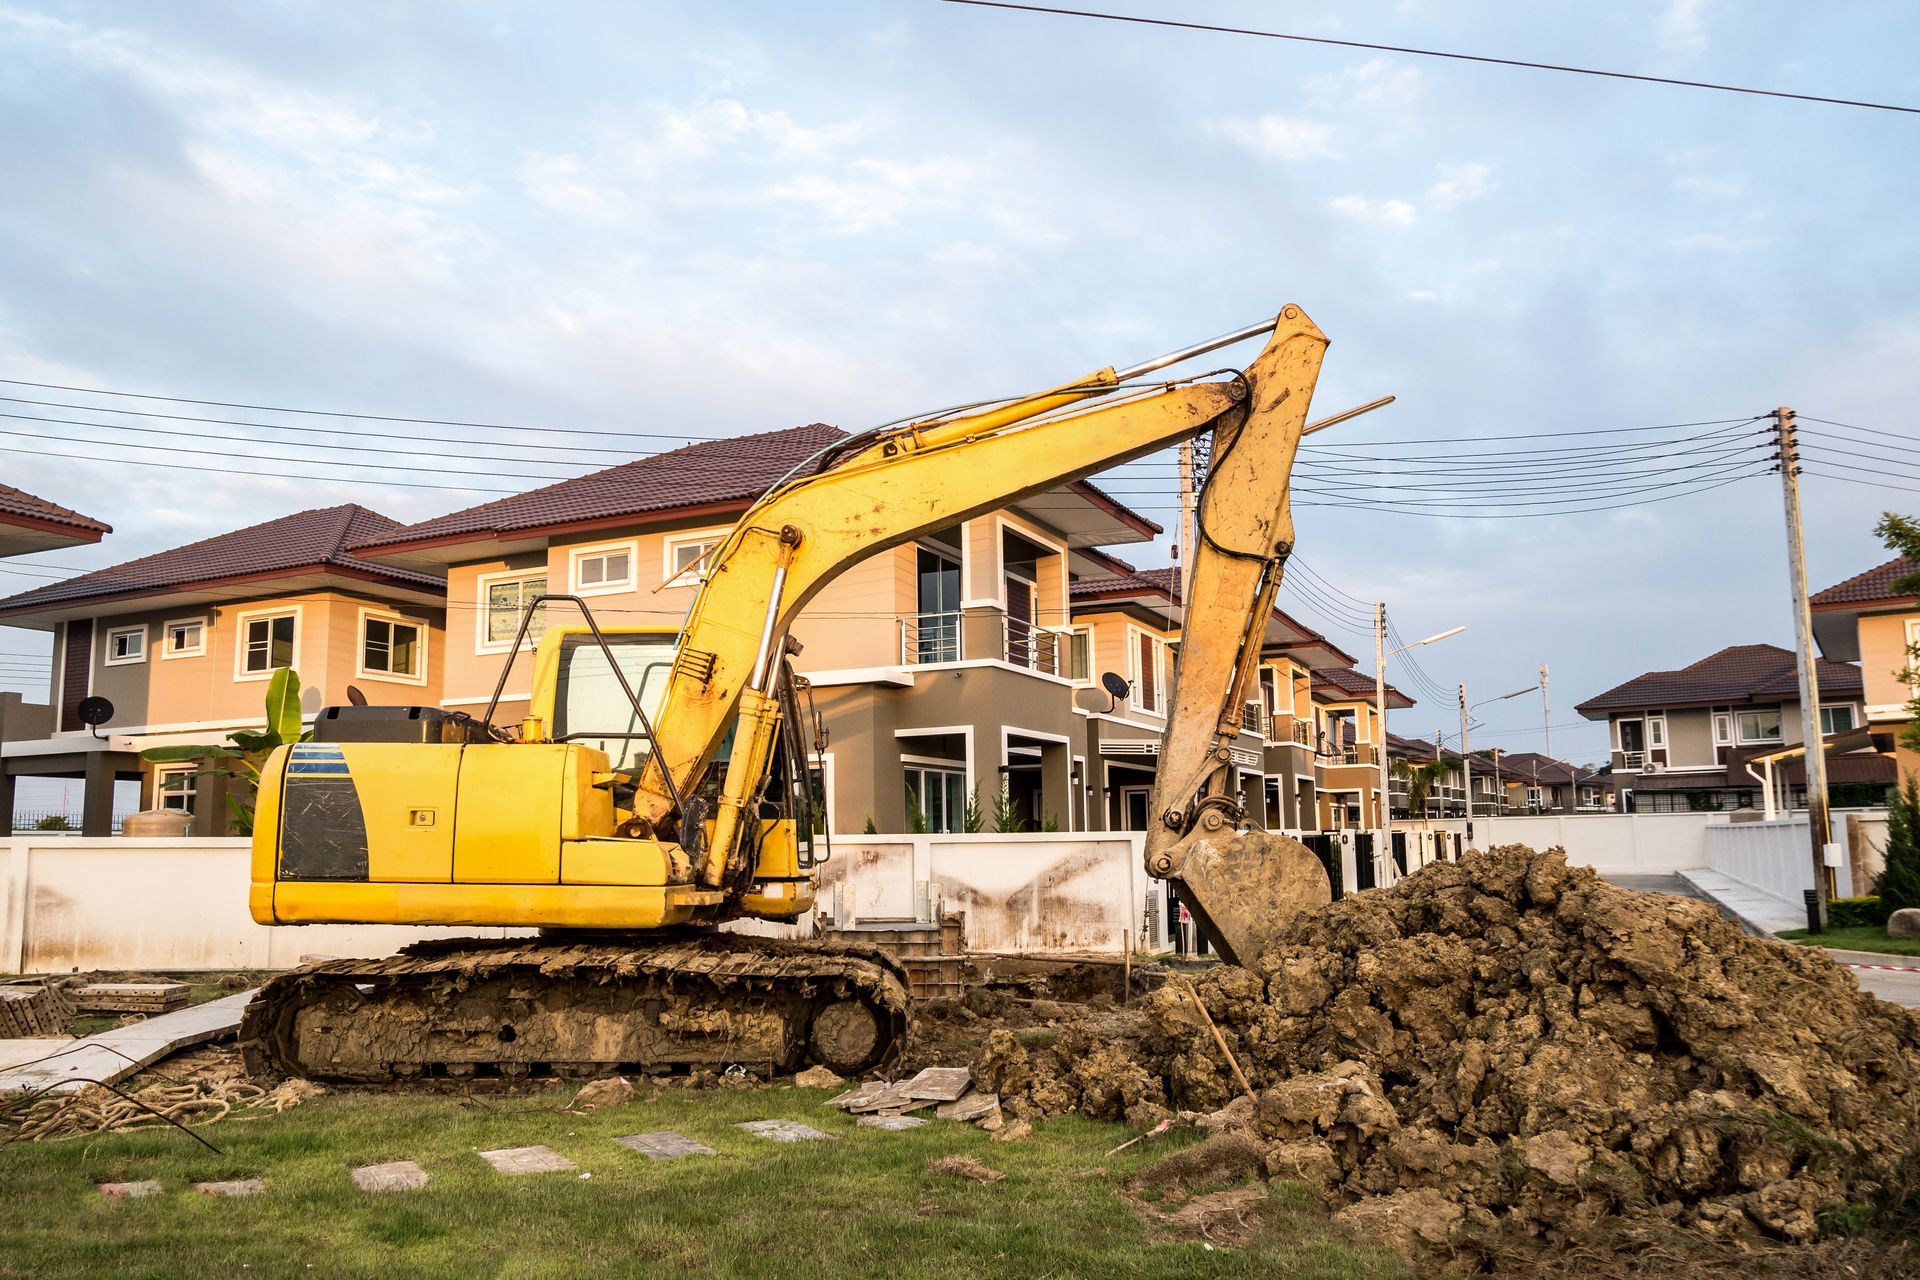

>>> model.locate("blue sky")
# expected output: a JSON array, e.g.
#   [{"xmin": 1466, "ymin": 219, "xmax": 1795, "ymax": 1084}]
[{"xmin": 2, "ymin": 1, "xmax": 1917, "ymax": 765}]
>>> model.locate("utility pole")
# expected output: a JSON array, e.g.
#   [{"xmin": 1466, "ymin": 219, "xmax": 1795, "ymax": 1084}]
[
  {"xmin": 1374, "ymin": 602, "xmax": 1391, "ymax": 884},
  {"xmin": 1176, "ymin": 441, "xmax": 1197, "ymax": 607},
  {"xmin": 1539, "ymin": 663, "xmax": 1551, "ymax": 760},
  {"xmin": 1773, "ymin": 406, "xmax": 1835, "ymax": 928},
  {"xmin": 1459, "ymin": 684, "xmax": 1473, "ymax": 847}
]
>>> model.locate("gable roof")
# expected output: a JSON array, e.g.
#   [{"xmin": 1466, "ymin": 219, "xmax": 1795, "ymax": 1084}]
[
  {"xmin": 1493, "ymin": 751, "xmax": 1594, "ymax": 786},
  {"xmin": 1575, "ymin": 643, "xmax": 1863, "ymax": 716},
  {"xmin": 352, "ymin": 423, "xmax": 1163, "ymax": 571},
  {"xmin": 1070, "ymin": 565, "xmax": 1359, "ymax": 668},
  {"xmin": 0, "ymin": 504, "xmax": 442, "ymax": 622},
  {"xmin": 1810, "ymin": 554, "xmax": 1919, "ymax": 610}
]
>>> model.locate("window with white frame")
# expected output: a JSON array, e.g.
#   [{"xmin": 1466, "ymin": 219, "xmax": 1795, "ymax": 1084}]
[
  {"xmin": 482, "ymin": 573, "xmax": 547, "ymax": 648},
  {"xmin": 1820, "ymin": 705, "xmax": 1856, "ymax": 735},
  {"xmin": 104, "ymin": 625, "xmax": 146, "ymax": 666},
  {"xmin": 155, "ymin": 765, "xmax": 195, "ymax": 815},
  {"xmin": 570, "ymin": 543, "xmax": 635, "ymax": 596},
  {"xmin": 1062, "ymin": 628, "xmax": 1091, "ymax": 682},
  {"xmin": 239, "ymin": 611, "xmax": 296, "ymax": 676},
  {"xmin": 361, "ymin": 613, "xmax": 424, "ymax": 681},
  {"xmin": 162, "ymin": 618, "xmax": 207, "ymax": 659},
  {"xmin": 1712, "ymin": 710, "xmax": 1732, "ymax": 745},
  {"xmin": 903, "ymin": 764, "xmax": 967, "ymax": 833},
  {"xmin": 1736, "ymin": 708, "xmax": 1783, "ymax": 743},
  {"xmin": 1646, "ymin": 714, "xmax": 1666, "ymax": 748},
  {"xmin": 663, "ymin": 533, "xmax": 724, "ymax": 587}
]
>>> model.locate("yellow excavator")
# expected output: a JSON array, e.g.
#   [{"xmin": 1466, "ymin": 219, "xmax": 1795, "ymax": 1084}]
[{"xmin": 240, "ymin": 305, "xmax": 1338, "ymax": 1082}]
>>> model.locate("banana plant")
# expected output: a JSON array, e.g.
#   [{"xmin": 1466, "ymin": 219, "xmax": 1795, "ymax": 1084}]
[{"xmin": 141, "ymin": 667, "xmax": 309, "ymax": 835}]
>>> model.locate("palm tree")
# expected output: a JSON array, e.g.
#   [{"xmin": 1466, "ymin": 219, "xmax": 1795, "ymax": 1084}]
[{"xmin": 1391, "ymin": 758, "xmax": 1450, "ymax": 817}]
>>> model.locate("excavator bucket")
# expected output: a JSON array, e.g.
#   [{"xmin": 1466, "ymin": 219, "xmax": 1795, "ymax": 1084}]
[{"xmin": 1141, "ymin": 305, "xmax": 1337, "ymax": 965}]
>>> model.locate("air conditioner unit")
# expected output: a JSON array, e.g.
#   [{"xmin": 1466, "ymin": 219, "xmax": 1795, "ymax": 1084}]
[{"xmin": 1646, "ymin": 761, "xmax": 1665, "ymax": 773}]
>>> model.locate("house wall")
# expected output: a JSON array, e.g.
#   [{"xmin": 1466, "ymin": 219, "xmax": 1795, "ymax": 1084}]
[
  {"xmin": 1666, "ymin": 708, "xmax": 1716, "ymax": 768},
  {"xmin": 1858, "ymin": 610, "xmax": 1918, "ymax": 716},
  {"xmin": 56, "ymin": 590, "xmax": 444, "ymax": 734}
]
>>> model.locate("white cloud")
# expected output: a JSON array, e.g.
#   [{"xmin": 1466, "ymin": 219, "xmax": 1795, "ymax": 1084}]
[
  {"xmin": 1310, "ymin": 57, "xmax": 1422, "ymax": 112},
  {"xmin": 1426, "ymin": 162, "xmax": 1493, "ymax": 208},
  {"xmin": 1206, "ymin": 114, "xmax": 1339, "ymax": 161},
  {"xmin": 1658, "ymin": 0, "xmax": 1710, "ymax": 56},
  {"xmin": 1328, "ymin": 194, "xmax": 1417, "ymax": 226}
]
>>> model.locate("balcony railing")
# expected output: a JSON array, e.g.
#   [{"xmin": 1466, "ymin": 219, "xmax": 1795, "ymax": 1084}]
[
  {"xmin": 1291, "ymin": 721, "xmax": 1312, "ymax": 746},
  {"xmin": 900, "ymin": 611, "xmax": 962, "ymax": 665},
  {"xmin": 1003, "ymin": 617, "xmax": 1063, "ymax": 676},
  {"xmin": 1618, "ymin": 750, "xmax": 1645, "ymax": 770},
  {"xmin": 1319, "ymin": 745, "xmax": 1381, "ymax": 766}
]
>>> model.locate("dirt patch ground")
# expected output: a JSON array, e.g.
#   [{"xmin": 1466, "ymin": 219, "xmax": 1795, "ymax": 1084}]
[{"xmin": 973, "ymin": 846, "xmax": 1920, "ymax": 1275}]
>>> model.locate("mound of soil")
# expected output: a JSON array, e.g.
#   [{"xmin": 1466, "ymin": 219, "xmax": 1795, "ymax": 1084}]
[{"xmin": 978, "ymin": 846, "xmax": 1920, "ymax": 1264}]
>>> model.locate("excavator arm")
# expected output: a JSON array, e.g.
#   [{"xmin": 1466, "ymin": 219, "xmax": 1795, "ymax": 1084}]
[{"xmin": 631, "ymin": 305, "xmax": 1333, "ymax": 909}]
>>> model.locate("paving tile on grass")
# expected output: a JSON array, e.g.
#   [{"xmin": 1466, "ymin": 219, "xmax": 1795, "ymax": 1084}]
[
  {"xmin": 857, "ymin": 1114, "xmax": 928, "ymax": 1130},
  {"xmin": 824, "ymin": 1080, "xmax": 891, "ymax": 1111},
  {"xmin": 98, "ymin": 1180, "xmax": 162, "ymax": 1198},
  {"xmin": 478, "ymin": 1145, "xmax": 578, "ymax": 1175},
  {"xmin": 351, "ymin": 1160, "xmax": 430, "ymax": 1192},
  {"xmin": 614, "ymin": 1131, "xmax": 717, "ymax": 1160},
  {"xmin": 736, "ymin": 1119, "xmax": 836, "ymax": 1143},
  {"xmin": 936, "ymin": 1091, "xmax": 1000, "ymax": 1122},
  {"xmin": 195, "ymin": 1178, "xmax": 266, "ymax": 1198},
  {"xmin": 901, "ymin": 1066, "xmax": 972, "ymax": 1102}
]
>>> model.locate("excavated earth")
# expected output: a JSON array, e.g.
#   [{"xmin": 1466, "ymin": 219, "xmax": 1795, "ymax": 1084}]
[{"xmin": 976, "ymin": 845, "xmax": 1920, "ymax": 1272}]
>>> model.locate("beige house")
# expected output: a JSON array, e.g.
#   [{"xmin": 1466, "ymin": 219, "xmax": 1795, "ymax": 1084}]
[
  {"xmin": 1308, "ymin": 667, "xmax": 1413, "ymax": 830},
  {"xmin": 1575, "ymin": 644, "xmax": 1888, "ymax": 814},
  {"xmin": 0, "ymin": 505, "xmax": 445, "ymax": 834},
  {"xmin": 1811, "ymin": 554, "xmax": 1920, "ymax": 781}
]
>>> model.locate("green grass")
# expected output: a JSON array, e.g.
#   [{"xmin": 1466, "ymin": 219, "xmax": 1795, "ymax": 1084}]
[
  {"xmin": 1777, "ymin": 925, "xmax": 1920, "ymax": 956},
  {"xmin": 0, "ymin": 1082, "xmax": 1406, "ymax": 1280}
]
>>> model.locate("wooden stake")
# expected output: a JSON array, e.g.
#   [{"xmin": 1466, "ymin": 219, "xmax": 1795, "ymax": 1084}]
[{"xmin": 1182, "ymin": 978, "xmax": 1255, "ymax": 1101}]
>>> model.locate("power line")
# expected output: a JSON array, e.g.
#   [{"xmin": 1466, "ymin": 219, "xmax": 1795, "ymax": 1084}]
[
  {"xmin": 0, "ymin": 441, "xmax": 519, "ymax": 493},
  {"xmin": 934, "ymin": 1, "xmax": 1920, "ymax": 115}
]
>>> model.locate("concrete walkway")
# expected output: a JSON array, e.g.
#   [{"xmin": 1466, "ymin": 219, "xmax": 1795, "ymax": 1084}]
[
  {"xmin": 0, "ymin": 989, "xmax": 254, "ymax": 1095},
  {"xmin": 1674, "ymin": 868, "xmax": 1804, "ymax": 936}
]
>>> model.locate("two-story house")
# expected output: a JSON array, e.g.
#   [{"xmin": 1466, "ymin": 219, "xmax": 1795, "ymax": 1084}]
[
  {"xmin": 1811, "ymin": 554, "xmax": 1920, "ymax": 780},
  {"xmin": 1495, "ymin": 751, "xmax": 1604, "ymax": 814},
  {"xmin": 1, "ymin": 486, "xmax": 112, "ymax": 790},
  {"xmin": 1574, "ymin": 643, "xmax": 1891, "ymax": 814},
  {"xmin": 0, "ymin": 505, "xmax": 446, "ymax": 834},
  {"xmin": 1309, "ymin": 667, "xmax": 1414, "ymax": 830},
  {"xmin": 1064, "ymin": 565, "xmax": 1358, "ymax": 834}
]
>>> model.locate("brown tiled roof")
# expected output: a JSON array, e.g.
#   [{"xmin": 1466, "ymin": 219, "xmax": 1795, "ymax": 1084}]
[
  {"xmin": 1493, "ymin": 751, "xmax": 1592, "ymax": 786},
  {"xmin": 0, "ymin": 504, "xmax": 440, "ymax": 616},
  {"xmin": 1071, "ymin": 566, "xmax": 1360, "ymax": 668},
  {"xmin": 1575, "ymin": 644, "xmax": 1863, "ymax": 715},
  {"xmin": 1312, "ymin": 665, "xmax": 1411, "ymax": 707},
  {"xmin": 1810, "ymin": 554, "xmax": 1920, "ymax": 609},
  {"xmin": 0, "ymin": 484, "xmax": 110, "ymax": 535},
  {"xmin": 352, "ymin": 424, "xmax": 846, "ymax": 553},
  {"xmin": 354, "ymin": 423, "xmax": 1159, "ymax": 555}
]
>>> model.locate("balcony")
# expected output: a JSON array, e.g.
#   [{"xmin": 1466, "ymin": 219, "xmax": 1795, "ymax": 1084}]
[
  {"xmin": 1617, "ymin": 750, "xmax": 1645, "ymax": 771},
  {"xmin": 1291, "ymin": 720, "xmax": 1312, "ymax": 746},
  {"xmin": 897, "ymin": 610, "xmax": 1073, "ymax": 678},
  {"xmin": 1319, "ymin": 745, "xmax": 1381, "ymax": 767}
]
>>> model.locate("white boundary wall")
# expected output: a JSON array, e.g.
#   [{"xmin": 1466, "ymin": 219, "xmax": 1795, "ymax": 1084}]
[
  {"xmin": 3, "ymin": 833, "xmax": 1162, "ymax": 973},
  {"xmin": 814, "ymin": 832, "xmax": 1163, "ymax": 956},
  {"xmin": 1705, "ymin": 818, "xmax": 1857, "ymax": 903},
  {"xmin": 1416, "ymin": 813, "xmax": 1719, "ymax": 874},
  {"xmin": 2, "ymin": 838, "xmax": 524, "ymax": 975}
]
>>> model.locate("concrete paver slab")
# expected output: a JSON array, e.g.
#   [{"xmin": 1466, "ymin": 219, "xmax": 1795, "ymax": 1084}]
[
  {"xmin": 0, "ymin": 1039, "xmax": 76, "ymax": 1072},
  {"xmin": 0, "ymin": 990, "xmax": 256, "ymax": 1095},
  {"xmin": 195, "ymin": 1178, "xmax": 265, "ymax": 1198},
  {"xmin": 936, "ymin": 1091, "xmax": 1001, "ymax": 1122},
  {"xmin": 824, "ymin": 1081, "xmax": 892, "ymax": 1111},
  {"xmin": 858, "ymin": 1114, "xmax": 928, "ymax": 1130},
  {"xmin": 901, "ymin": 1067, "xmax": 972, "ymax": 1101},
  {"xmin": 352, "ymin": 1161, "xmax": 430, "ymax": 1191},
  {"xmin": 737, "ymin": 1119, "xmax": 836, "ymax": 1143},
  {"xmin": 99, "ymin": 1181, "xmax": 162, "ymax": 1198},
  {"xmin": 614, "ymin": 1131, "xmax": 717, "ymax": 1159},
  {"xmin": 479, "ymin": 1145, "xmax": 577, "ymax": 1175}
]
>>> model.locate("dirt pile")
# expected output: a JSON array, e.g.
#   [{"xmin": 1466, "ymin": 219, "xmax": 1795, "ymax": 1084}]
[{"xmin": 978, "ymin": 845, "xmax": 1920, "ymax": 1261}]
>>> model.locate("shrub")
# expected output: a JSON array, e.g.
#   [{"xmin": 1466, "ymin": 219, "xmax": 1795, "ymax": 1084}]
[
  {"xmin": 1827, "ymin": 896, "xmax": 1890, "ymax": 929},
  {"xmin": 1879, "ymin": 775, "xmax": 1920, "ymax": 916}
]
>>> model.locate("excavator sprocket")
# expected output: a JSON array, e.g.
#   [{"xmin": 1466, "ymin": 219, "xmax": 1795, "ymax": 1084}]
[{"xmin": 239, "ymin": 935, "xmax": 910, "ymax": 1085}]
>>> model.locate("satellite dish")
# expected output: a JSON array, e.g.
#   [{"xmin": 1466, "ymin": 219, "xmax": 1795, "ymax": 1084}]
[
  {"xmin": 1100, "ymin": 671, "xmax": 1131, "ymax": 700},
  {"xmin": 77, "ymin": 695, "xmax": 114, "ymax": 739},
  {"xmin": 346, "ymin": 685, "xmax": 369, "ymax": 707}
]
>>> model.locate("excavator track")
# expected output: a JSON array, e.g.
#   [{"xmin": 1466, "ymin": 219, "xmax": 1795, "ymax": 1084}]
[{"xmin": 239, "ymin": 935, "xmax": 910, "ymax": 1085}]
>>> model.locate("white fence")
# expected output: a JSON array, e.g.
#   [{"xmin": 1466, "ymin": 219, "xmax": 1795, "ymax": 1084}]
[
  {"xmin": 1705, "ymin": 818, "xmax": 1858, "ymax": 903},
  {"xmin": 815, "ymin": 832, "xmax": 1163, "ymax": 956},
  {"xmin": 1418, "ymin": 813, "xmax": 1720, "ymax": 874},
  {"xmin": 2, "ymin": 832, "xmax": 1163, "ymax": 975},
  {"xmin": 1, "ymin": 838, "xmax": 524, "ymax": 975}
]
